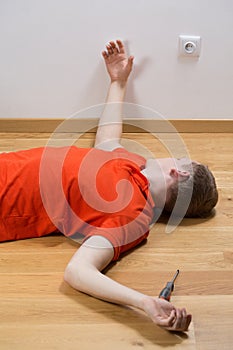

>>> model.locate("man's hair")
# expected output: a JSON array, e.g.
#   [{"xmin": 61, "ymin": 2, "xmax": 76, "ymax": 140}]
[{"xmin": 164, "ymin": 163, "xmax": 218, "ymax": 218}]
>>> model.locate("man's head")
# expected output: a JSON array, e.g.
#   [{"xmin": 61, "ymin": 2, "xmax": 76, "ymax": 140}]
[
  {"xmin": 144, "ymin": 157, "xmax": 218, "ymax": 218},
  {"xmin": 164, "ymin": 158, "xmax": 218, "ymax": 218}
]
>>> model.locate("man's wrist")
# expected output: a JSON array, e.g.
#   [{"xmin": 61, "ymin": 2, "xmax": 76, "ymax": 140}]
[
  {"xmin": 140, "ymin": 295, "xmax": 157, "ymax": 312},
  {"xmin": 110, "ymin": 79, "xmax": 127, "ymax": 88}
]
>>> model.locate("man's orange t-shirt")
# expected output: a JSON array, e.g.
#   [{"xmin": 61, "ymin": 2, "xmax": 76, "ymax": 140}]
[{"xmin": 0, "ymin": 146, "xmax": 155, "ymax": 260}]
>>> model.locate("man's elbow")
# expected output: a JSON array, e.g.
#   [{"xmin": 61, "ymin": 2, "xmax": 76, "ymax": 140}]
[
  {"xmin": 64, "ymin": 263, "xmax": 82, "ymax": 289},
  {"xmin": 64, "ymin": 261, "xmax": 97, "ymax": 291}
]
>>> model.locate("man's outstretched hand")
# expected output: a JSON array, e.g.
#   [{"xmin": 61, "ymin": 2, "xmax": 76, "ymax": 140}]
[
  {"xmin": 102, "ymin": 40, "xmax": 134, "ymax": 83},
  {"xmin": 142, "ymin": 296, "xmax": 192, "ymax": 332}
]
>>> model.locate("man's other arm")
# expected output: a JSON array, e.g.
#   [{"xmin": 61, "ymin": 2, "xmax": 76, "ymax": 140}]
[
  {"xmin": 64, "ymin": 236, "xmax": 192, "ymax": 332},
  {"xmin": 94, "ymin": 40, "xmax": 134, "ymax": 151}
]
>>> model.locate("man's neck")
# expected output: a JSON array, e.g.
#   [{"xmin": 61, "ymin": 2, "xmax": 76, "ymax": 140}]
[{"xmin": 141, "ymin": 160, "xmax": 169, "ymax": 209}]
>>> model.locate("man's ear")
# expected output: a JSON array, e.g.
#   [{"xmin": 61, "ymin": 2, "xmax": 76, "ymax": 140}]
[{"xmin": 170, "ymin": 168, "xmax": 190, "ymax": 182}]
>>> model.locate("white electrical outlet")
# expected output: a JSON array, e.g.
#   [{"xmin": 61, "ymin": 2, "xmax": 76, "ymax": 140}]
[{"xmin": 179, "ymin": 35, "xmax": 201, "ymax": 57}]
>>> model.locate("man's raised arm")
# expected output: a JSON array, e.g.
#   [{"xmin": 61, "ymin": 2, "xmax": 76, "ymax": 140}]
[{"xmin": 94, "ymin": 40, "xmax": 134, "ymax": 151}]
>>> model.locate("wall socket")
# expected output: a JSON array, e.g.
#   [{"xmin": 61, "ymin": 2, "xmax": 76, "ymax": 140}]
[{"xmin": 179, "ymin": 35, "xmax": 201, "ymax": 57}]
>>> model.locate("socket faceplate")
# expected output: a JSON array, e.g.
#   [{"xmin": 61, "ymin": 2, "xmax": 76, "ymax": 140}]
[{"xmin": 179, "ymin": 35, "xmax": 201, "ymax": 57}]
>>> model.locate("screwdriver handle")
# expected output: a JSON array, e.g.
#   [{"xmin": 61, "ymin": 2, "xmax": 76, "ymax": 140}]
[
  {"xmin": 159, "ymin": 282, "xmax": 174, "ymax": 301},
  {"xmin": 158, "ymin": 270, "xmax": 179, "ymax": 302}
]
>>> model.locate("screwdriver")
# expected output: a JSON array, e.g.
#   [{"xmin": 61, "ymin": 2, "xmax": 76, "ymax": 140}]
[{"xmin": 158, "ymin": 269, "xmax": 179, "ymax": 301}]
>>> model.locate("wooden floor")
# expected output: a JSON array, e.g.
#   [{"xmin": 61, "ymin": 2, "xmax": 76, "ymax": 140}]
[{"xmin": 0, "ymin": 131, "xmax": 232, "ymax": 350}]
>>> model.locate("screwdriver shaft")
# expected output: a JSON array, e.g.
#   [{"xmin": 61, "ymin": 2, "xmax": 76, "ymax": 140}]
[{"xmin": 171, "ymin": 269, "xmax": 179, "ymax": 284}]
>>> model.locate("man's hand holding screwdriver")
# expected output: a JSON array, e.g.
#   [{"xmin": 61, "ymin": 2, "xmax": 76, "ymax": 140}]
[{"xmin": 141, "ymin": 269, "xmax": 192, "ymax": 332}]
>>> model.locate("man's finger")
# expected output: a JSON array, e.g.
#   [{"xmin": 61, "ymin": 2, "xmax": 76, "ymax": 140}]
[
  {"xmin": 184, "ymin": 314, "xmax": 192, "ymax": 331},
  {"xmin": 109, "ymin": 41, "xmax": 119, "ymax": 54},
  {"xmin": 106, "ymin": 44, "xmax": 113, "ymax": 55},
  {"xmin": 102, "ymin": 51, "xmax": 108, "ymax": 59},
  {"xmin": 180, "ymin": 308, "xmax": 187, "ymax": 331},
  {"xmin": 157, "ymin": 309, "xmax": 176, "ymax": 328},
  {"xmin": 127, "ymin": 56, "xmax": 134, "ymax": 69},
  {"xmin": 116, "ymin": 39, "xmax": 125, "ymax": 54},
  {"xmin": 173, "ymin": 308, "xmax": 182, "ymax": 330}
]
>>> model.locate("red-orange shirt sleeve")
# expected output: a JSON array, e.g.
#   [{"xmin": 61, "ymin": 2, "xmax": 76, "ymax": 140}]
[{"xmin": 81, "ymin": 147, "xmax": 155, "ymax": 261}]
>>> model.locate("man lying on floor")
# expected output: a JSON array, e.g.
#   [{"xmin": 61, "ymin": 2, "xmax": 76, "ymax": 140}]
[{"xmin": 0, "ymin": 40, "xmax": 218, "ymax": 332}]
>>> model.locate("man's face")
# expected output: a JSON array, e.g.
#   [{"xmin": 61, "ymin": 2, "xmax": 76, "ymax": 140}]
[
  {"xmin": 145, "ymin": 157, "xmax": 196, "ymax": 175},
  {"xmin": 175, "ymin": 157, "xmax": 199, "ymax": 170},
  {"xmin": 155, "ymin": 157, "xmax": 193, "ymax": 170}
]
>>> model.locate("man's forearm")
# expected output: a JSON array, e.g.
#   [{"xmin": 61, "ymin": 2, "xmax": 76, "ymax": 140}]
[
  {"xmin": 64, "ymin": 260, "xmax": 146, "ymax": 310},
  {"xmin": 94, "ymin": 80, "xmax": 127, "ymax": 148}
]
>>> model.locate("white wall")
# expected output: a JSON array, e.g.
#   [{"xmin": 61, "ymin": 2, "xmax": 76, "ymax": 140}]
[{"xmin": 0, "ymin": 0, "xmax": 232, "ymax": 119}]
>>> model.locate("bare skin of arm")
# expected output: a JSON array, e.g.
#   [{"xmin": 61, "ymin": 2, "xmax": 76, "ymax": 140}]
[
  {"xmin": 94, "ymin": 40, "xmax": 134, "ymax": 151},
  {"xmin": 64, "ymin": 235, "xmax": 192, "ymax": 332},
  {"xmin": 64, "ymin": 40, "xmax": 192, "ymax": 332}
]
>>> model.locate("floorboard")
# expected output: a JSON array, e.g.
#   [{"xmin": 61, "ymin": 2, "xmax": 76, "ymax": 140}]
[{"xmin": 0, "ymin": 132, "xmax": 232, "ymax": 349}]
